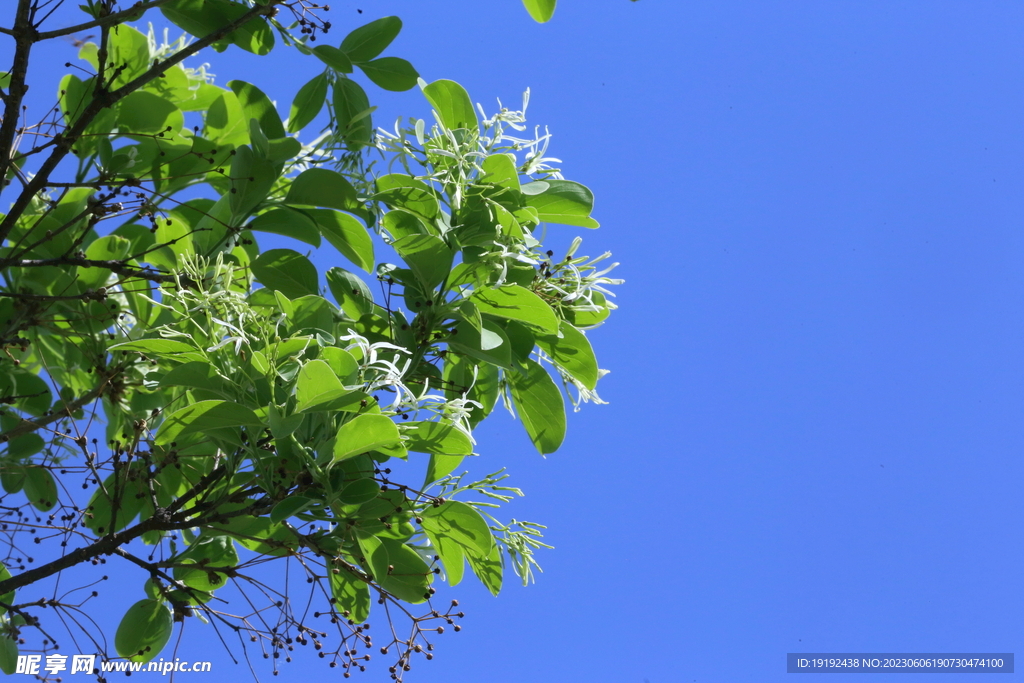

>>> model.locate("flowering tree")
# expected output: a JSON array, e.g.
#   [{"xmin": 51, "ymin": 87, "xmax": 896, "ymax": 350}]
[{"xmin": 0, "ymin": 0, "xmax": 621, "ymax": 678}]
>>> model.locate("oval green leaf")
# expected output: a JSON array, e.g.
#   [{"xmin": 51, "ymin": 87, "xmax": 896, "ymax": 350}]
[
  {"xmin": 0, "ymin": 636, "xmax": 17, "ymax": 675},
  {"xmin": 340, "ymin": 16, "xmax": 402, "ymax": 63},
  {"xmin": 522, "ymin": 0, "xmax": 557, "ymax": 22},
  {"xmin": 471, "ymin": 284, "xmax": 559, "ymax": 334},
  {"xmin": 331, "ymin": 568, "xmax": 371, "ymax": 623},
  {"xmin": 286, "ymin": 168, "xmax": 358, "ymax": 212},
  {"xmin": 422, "ymin": 79, "xmax": 477, "ymax": 132},
  {"xmin": 508, "ymin": 358, "xmax": 565, "ymax": 455},
  {"xmin": 252, "ymin": 249, "xmax": 320, "ymax": 298},
  {"xmin": 23, "ymin": 466, "xmax": 57, "ymax": 511},
  {"xmin": 115, "ymin": 599, "xmax": 173, "ymax": 663},
  {"xmin": 311, "ymin": 210, "xmax": 375, "ymax": 273},
  {"xmin": 333, "ymin": 414, "xmax": 402, "ymax": 462},
  {"xmin": 249, "ymin": 208, "xmax": 321, "ymax": 248},
  {"xmin": 271, "ymin": 496, "xmax": 314, "ymax": 524},
  {"xmin": 333, "ymin": 78, "xmax": 373, "ymax": 149},
  {"xmin": 155, "ymin": 400, "xmax": 263, "ymax": 446},
  {"xmin": 536, "ymin": 321, "xmax": 599, "ymax": 390},
  {"xmin": 288, "ymin": 73, "xmax": 329, "ymax": 134},
  {"xmin": 358, "ymin": 57, "xmax": 419, "ymax": 92},
  {"xmin": 403, "ymin": 421, "xmax": 473, "ymax": 456},
  {"xmin": 312, "ymin": 45, "xmax": 353, "ymax": 73}
]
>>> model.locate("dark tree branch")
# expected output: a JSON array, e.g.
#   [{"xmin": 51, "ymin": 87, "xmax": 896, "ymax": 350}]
[
  {"xmin": 2, "ymin": 256, "xmax": 193, "ymax": 286},
  {"xmin": 0, "ymin": 382, "xmax": 105, "ymax": 441},
  {"xmin": 0, "ymin": 468, "xmax": 257, "ymax": 597},
  {"xmin": 0, "ymin": 1, "xmax": 37, "ymax": 183},
  {"xmin": 35, "ymin": 0, "xmax": 173, "ymax": 41},
  {"xmin": 0, "ymin": 0, "xmax": 283, "ymax": 245}
]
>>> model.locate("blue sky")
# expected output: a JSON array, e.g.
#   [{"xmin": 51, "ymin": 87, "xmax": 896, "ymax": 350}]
[{"xmin": 12, "ymin": 1, "xmax": 1024, "ymax": 681}]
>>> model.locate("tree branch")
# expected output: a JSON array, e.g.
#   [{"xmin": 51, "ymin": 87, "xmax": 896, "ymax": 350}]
[
  {"xmin": 0, "ymin": 0, "xmax": 282, "ymax": 245},
  {"xmin": 0, "ymin": 382, "xmax": 105, "ymax": 441},
  {"xmin": 0, "ymin": 467, "xmax": 256, "ymax": 597},
  {"xmin": 0, "ymin": 1, "xmax": 36, "ymax": 184},
  {"xmin": 36, "ymin": 0, "xmax": 174, "ymax": 41},
  {"xmin": 0, "ymin": 512, "xmax": 191, "ymax": 597},
  {"xmin": 2, "ymin": 256, "xmax": 192, "ymax": 286}
]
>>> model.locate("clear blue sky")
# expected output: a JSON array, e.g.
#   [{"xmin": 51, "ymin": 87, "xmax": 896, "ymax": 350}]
[{"xmin": 15, "ymin": 1, "xmax": 1024, "ymax": 681}]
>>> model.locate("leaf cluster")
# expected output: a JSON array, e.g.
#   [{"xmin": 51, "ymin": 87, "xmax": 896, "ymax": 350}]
[{"xmin": 0, "ymin": 0, "xmax": 621, "ymax": 677}]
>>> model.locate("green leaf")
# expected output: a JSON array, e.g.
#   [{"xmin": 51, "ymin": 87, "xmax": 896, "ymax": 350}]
[
  {"xmin": 0, "ymin": 636, "xmax": 17, "ymax": 675},
  {"xmin": 205, "ymin": 89, "xmax": 249, "ymax": 146},
  {"xmin": 333, "ymin": 78, "xmax": 373, "ymax": 149},
  {"xmin": 568, "ymin": 289, "xmax": 612, "ymax": 328},
  {"xmin": 333, "ymin": 414, "xmax": 402, "ymax": 462},
  {"xmin": 267, "ymin": 136, "xmax": 301, "ymax": 162},
  {"xmin": 161, "ymin": 0, "xmax": 275, "ymax": 55},
  {"xmin": 229, "ymin": 80, "xmax": 286, "ymax": 139},
  {"xmin": 449, "ymin": 316, "xmax": 513, "ymax": 370},
  {"xmin": 357, "ymin": 57, "xmax": 419, "ymax": 92},
  {"xmin": 471, "ymin": 284, "xmax": 558, "ymax": 333},
  {"xmin": 375, "ymin": 174, "xmax": 440, "ymax": 221},
  {"xmin": 466, "ymin": 542, "xmax": 502, "ymax": 596},
  {"xmin": 58, "ymin": 73, "xmax": 91, "ymax": 127},
  {"xmin": 508, "ymin": 358, "xmax": 566, "ymax": 454},
  {"xmin": 23, "ymin": 466, "xmax": 57, "ymax": 511},
  {"xmin": 311, "ymin": 210, "xmax": 375, "ymax": 273},
  {"xmin": 392, "ymin": 234, "xmax": 452, "ymax": 291},
  {"xmin": 115, "ymin": 599, "xmax": 173, "ymax": 663},
  {"xmin": 268, "ymin": 403, "xmax": 302, "ymax": 437},
  {"xmin": 0, "ymin": 560, "xmax": 15, "ymax": 616},
  {"xmin": 286, "ymin": 168, "xmax": 358, "ymax": 211},
  {"xmin": 214, "ymin": 515, "xmax": 294, "ymax": 556},
  {"xmin": 404, "ymin": 421, "xmax": 473, "ymax": 456},
  {"xmin": 522, "ymin": 179, "xmax": 599, "ymax": 228},
  {"xmin": 481, "ymin": 153, "xmax": 521, "ymax": 190},
  {"xmin": 331, "ymin": 568, "xmax": 370, "ymax": 623},
  {"xmin": 340, "ymin": 16, "xmax": 402, "ymax": 63},
  {"xmin": 358, "ymin": 536, "xmax": 431, "ymax": 603},
  {"xmin": 320, "ymin": 347, "xmax": 360, "ymax": 383},
  {"xmin": 271, "ymin": 496, "xmax": 314, "ymax": 524},
  {"xmin": 252, "ymin": 249, "xmax": 320, "ymax": 298},
  {"xmin": 105, "ymin": 24, "xmax": 151, "ymax": 89},
  {"xmin": 356, "ymin": 534, "xmax": 389, "ymax": 582},
  {"xmin": 172, "ymin": 534, "xmax": 238, "ymax": 591},
  {"xmin": 327, "ymin": 267, "xmax": 375, "ymax": 319},
  {"xmin": 77, "ymin": 234, "xmax": 130, "ymax": 288},
  {"xmin": 424, "ymin": 454, "xmax": 464, "ymax": 488},
  {"xmin": 295, "ymin": 360, "xmax": 346, "ymax": 412},
  {"xmin": 84, "ymin": 471, "xmax": 144, "ymax": 535},
  {"xmin": 312, "ymin": 45, "xmax": 353, "ymax": 72},
  {"xmin": 503, "ymin": 319, "xmax": 536, "ymax": 363},
  {"xmin": 159, "ymin": 361, "xmax": 235, "ymax": 397},
  {"xmin": 287, "ymin": 73, "xmax": 328, "ymax": 133},
  {"xmin": 338, "ymin": 478, "xmax": 380, "ymax": 505},
  {"xmin": 421, "ymin": 500, "xmax": 494, "ymax": 557},
  {"xmin": 249, "ymin": 208, "xmax": 321, "ymax": 248},
  {"xmin": 422, "ymin": 79, "xmax": 477, "ymax": 132},
  {"xmin": 0, "ymin": 370, "xmax": 51, "ymax": 416},
  {"xmin": 228, "ymin": 144, "xmax": 279, "ymax": 218},
  {"xmin": 155, "ymin": 400, "xmax": 262, "ymax": 446},
  {"xmin": 180, "ymin": 82, "xmax": 224, "ymax": 112},
  {"xmin": 0, "ymin": 462, "xmax": 25, "ymax": 494},
  {"xmin": 108, "ymin": 339, "xmax": 204, "ymax": 362},
  {"xmin": 522, "ymin": 0, "xmax": 557, "ymax": 22},
  {"xmin": 382, "ymin": 209, "xmax": 431, "ymax": 239},
  {"xmin": 537, "ymin": 321, "xmax": 599, "ymax": 391},
  {"xmin": 118, "ymin": 91, "xmax": 184, "ymax": 135}
]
